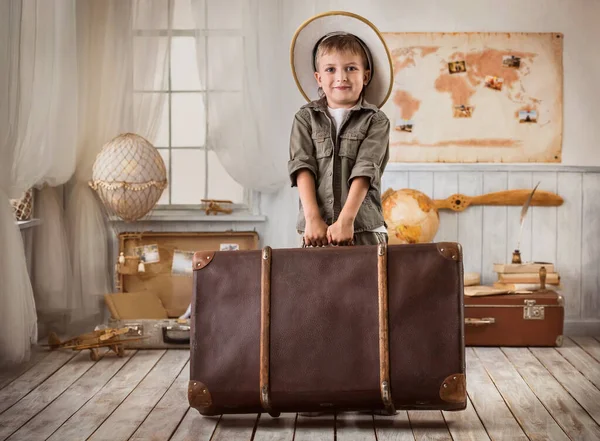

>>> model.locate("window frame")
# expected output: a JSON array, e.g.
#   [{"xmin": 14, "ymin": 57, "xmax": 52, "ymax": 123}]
[{"xmin": 133, "ymin": 2, "xmax": 255, "ymax": 216}]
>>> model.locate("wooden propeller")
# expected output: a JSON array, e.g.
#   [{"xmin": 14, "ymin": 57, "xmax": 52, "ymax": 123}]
[{"xmin": 433, "ymin": 189, "xmax": 564, "ymax": 212}]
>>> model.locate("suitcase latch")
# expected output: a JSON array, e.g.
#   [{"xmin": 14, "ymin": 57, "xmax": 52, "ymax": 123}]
[{"xmin": 524, "ymin": 300, "xmax": 545, "ymax": 320}]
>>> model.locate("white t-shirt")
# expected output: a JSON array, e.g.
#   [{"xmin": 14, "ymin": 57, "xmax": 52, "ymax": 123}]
[
  {"xmin": 328, "ymin": 105, "xmax": 387, "ymax": 235},
  {"xmin": 328, "ymin": 106, "xmax": 352, "ymax": 137}
]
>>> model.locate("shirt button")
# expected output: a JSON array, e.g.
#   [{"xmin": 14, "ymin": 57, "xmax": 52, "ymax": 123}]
[
  {"xmin": 328, "ymin": 171, "xmax": 332, "ymax": 177},
  {"xmin": 328, "ymin": 199, "xmax": 333, "ymax": 204}
]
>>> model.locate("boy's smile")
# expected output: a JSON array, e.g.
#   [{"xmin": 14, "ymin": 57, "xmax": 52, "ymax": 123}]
[{"xmin": 314, "ymin": 51, "xmax": 371, "ymax": 109}]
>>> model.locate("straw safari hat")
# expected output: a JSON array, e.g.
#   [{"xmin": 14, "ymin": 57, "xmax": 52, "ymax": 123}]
[{"xmin": 290, "ymin": 11, "xmax": 393, "ymax": 109}]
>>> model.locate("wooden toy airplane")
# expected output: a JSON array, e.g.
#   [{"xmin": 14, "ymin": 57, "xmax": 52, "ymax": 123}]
[
  {"xmin": 201, "ymin": 199, "xmax": 233, "ymax": 215},
  {"xmin": 45, "ymin": 327, "xmax": 148, "ymax": 361}
]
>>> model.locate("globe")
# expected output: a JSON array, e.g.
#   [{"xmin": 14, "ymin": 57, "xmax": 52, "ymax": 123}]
[{"xmin": 382, "ymin": 189, "xmax": 440, "ymax": 244}]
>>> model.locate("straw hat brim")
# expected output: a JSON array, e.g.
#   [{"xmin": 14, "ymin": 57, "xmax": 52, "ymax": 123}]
[{"xmin": 290, "ymin": 11, "xmax": 393, "ymax": 109}]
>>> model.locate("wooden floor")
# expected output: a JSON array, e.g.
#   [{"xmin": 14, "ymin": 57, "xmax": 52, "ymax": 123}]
[{"xmin": 1, "ymin": 337, "xmax": 600, "ymax": 441}]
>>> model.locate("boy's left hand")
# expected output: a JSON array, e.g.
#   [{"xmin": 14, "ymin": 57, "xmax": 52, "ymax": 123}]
[{"xmin": 327, "ymin": 215, "xmax": 354, "ymax": 246}]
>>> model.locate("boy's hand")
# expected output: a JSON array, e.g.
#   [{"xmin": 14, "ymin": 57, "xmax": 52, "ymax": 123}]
[
  {"xmin": 327, "ymin": 215, "xmax": 354, "ymax": 246},
  {"xmin": 304, "ymin": 215, "xmax": 329, "ymax": 247}
]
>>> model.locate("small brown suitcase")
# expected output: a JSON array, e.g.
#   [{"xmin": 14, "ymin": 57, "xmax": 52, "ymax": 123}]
[
  {"xmin": 189, "ymin": 242, "xmax": 466, "ymax": 416},
  {"xmin": 464, "ymin": 291, "xmax": 564, "ymax": 347}
]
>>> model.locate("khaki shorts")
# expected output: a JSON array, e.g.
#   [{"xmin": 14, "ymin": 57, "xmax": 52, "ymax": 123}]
[{"xmin": 353, "ymin": 231, "xmax": 388, "ymax": 246}]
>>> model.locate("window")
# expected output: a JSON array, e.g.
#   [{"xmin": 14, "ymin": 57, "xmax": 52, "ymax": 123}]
[{"xmin": 134, "ymin": 0, "xmax": 247, "ymax": 209}]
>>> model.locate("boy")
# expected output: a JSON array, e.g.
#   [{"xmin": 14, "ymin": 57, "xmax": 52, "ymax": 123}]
[{"xmin": 289, "ymin": 12, "xmax": 394, "ymax": 247}]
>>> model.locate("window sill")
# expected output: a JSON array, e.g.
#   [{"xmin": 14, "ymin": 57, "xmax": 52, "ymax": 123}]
[
  {"xmin": 110, "ymin": 210, "xmax": 266, "ymax": 223},
  {"xmin": 18, "ymin": 218, "xmax": 42, "ymax": 230}
]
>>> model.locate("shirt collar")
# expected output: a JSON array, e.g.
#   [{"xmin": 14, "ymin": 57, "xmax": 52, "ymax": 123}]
[{"xmin": 302, "ymin": 95, "xmax": 379, "ymax": 113}]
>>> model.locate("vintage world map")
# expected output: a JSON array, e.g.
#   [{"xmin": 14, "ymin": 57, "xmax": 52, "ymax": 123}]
[{"xmin": 381, "ymin": 33, "xmax": 563, "ymax": 163}]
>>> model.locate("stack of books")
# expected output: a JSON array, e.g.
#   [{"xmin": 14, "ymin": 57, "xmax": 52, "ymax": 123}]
[{"xmin": 492, "ymin": 262, "xmax": 560, "ymax": 292}]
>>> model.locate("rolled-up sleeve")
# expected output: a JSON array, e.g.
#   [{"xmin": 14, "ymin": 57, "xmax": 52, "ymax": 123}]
[
  {"xmin": 348, "ymin": 112, "xmax": 390, "ymax": 188},
  {"xmin": 288, "ymin": 110, "xmax": 317, "ymax": 187}
]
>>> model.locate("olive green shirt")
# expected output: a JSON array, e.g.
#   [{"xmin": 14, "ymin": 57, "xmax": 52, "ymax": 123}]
[{"xmin": 288, "ymin": 96, "xmax": 390, "ymax": 233}]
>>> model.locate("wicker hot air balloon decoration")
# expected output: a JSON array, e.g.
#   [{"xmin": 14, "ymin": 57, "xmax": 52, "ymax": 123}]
[{"xmin": 89, "ymin": 133, "xmax": 167, "ymax": 223}]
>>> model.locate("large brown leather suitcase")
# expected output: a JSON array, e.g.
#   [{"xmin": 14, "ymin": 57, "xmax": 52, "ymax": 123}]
[
  {"xmin": 189, "ymin": 242, "xmax": 466, "ymax": 416},
  {"xmin": 465, "ymin": 291, "xmax": 564, "ymax": 347}
]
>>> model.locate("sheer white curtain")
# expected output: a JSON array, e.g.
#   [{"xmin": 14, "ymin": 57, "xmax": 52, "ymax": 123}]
[
  {"xmin": 0, "ymin": 0, "xmax": 77, "ymax": 365},
  {"xmin": 66, "ymin": 0, "xmax": 169, "ymax": 323},
  {"xmin": 188, "ymin": 1, "xmax": 346, "ymax": 195},
  {"xmin": 190, "ymin": 0, "xmax": 289, "ymax": 194},
  {"xmin": 30, "ymin": 1, "xmax": 78, "ymax": 323},
  {"xmin": 0, "ymin": 0, "xmax": 32, "ymax": 366}
]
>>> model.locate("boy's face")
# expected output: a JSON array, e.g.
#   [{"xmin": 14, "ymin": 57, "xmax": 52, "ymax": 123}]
[{"xmin": 314, "ymin": 50, "xmax": 370, "ymax": 109}]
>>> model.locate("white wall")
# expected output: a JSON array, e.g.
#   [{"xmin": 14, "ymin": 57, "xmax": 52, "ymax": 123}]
[{"xmin": 295, "ymin": 0, "xmax": 600, "ymax": 166}]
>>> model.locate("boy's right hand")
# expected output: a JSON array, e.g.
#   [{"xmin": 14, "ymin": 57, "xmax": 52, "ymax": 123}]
[{"xmin": 304, "ymin": 215, "xmax": 329, "ymax": 247}]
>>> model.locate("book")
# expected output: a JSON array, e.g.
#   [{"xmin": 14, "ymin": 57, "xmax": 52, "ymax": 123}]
[
  {"xmin": 464, "ymin": 272, "xmax": 480, "ymax": 286},
  {"xmin": 493, "ymin": 282, "xmax": 563, "ymax": 292},
  {"xmin": 493, "ymin": 262, "xmax": 554, "ymax": 274},
  {"xmin": 464, "ymin": 285, "xmax": 511, "ymax": 297},
  {"xmin": 497, "ymin": 272, "xmax": 560, "ymax": 285}
]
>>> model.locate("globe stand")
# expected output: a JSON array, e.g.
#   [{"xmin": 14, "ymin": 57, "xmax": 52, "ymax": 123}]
[{"xmin": 511, "ymin": 249, "xmax": 522, "ymax": 264}]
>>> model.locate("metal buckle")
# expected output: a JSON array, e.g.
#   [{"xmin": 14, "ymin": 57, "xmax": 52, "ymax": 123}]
[
  {"xmin": 524, "ymin": 300, "xmax": 545, "ymax": 320},
  {"xmin": 261, "ymin": 385, "xmax": 271, "ymax": 408},
  {"xmin": 124, "ymin": 324, "xmax": 143, "ymax": 336}
]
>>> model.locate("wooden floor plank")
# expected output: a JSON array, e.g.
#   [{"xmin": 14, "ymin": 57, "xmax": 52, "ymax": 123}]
[
  {"xmin": 0, "ymin": 351, "xmax": 94, "ymax": 441},
  {"xmin": 168, "ymin": 408, "xmax": 220, "ymax": 441},
  {"xmin": 7, "ymin": 350, "xmax": 134, "ymax": 441},
  {"xmin": 87, "ymin": 349, "xmax": 189, "ymax": 441},
  {"xmin": 374, "ymin": 411, "xmax": 414, "ymax": 441},
  {"xmin": 4, "ymin": 344, "xmax": 600, "ymax": 441},
  {"xmin": 556, "ymin": 338, "xmax": 600, "ymax": 391},
  {"xmin": 474, "ymin": 348, "xmax": 569, "ymax": 441},
  {"xmin": 0, "ymin": 349, "xmax": 50, "ymax": 391},
  {"xmin": 465, "ymin": 348, "xmax": 527, "ymax": 441},
  {"xmin": 46, "ymin": 349, "xmax": 165, "ymax": 441},
  {"xmin": 129, "ymin": 360, "xmax": 190, "ymax": 441},
  {"xmin": 253, "ymin": 412, "xmax": 295, "ymax": 441},
  {"xmin": 0, "ymin": 350, "xmax": 75, "ymax": 415},
  {"xmin": 503, "ymin": 347, "xmax": 600, "ymax": 440},
  {"xmin": 294, "ymin": 413, "xmax": 335, "ymax": 441},
  {"xmin": 442, "ymin": 396, "xmax": 490, "ymax": 441},
  {"xmin": 571, "ymin": 336, "xmax": 600, "ymax": 363},
  {"xmin": 530, "ymin": 347, "xmax": 600, "ymax": 426},
  {"xmin": 407, "ymin": 411, "xmax": 452, "ymax": 441},
  {"xmin": 210, "ymin": 414, "xmax": 258, "ymax": 441},
  {"xmin": 336, "ymin": 412, "xmax": 376, "ymax": 441}
]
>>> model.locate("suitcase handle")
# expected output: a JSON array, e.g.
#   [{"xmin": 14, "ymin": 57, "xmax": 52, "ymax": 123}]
[
  {"xmin": 465, "ymin": 317, "xmax": 495, "ymax": 326},
  {"xmin": 162, "ymin": 325, "xmax": 190, "ymax": 344}
]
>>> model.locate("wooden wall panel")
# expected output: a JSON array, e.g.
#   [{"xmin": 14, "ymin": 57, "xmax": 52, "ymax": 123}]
[
  {"xmin": 531, "ymin": 172, "xmax": 559, "ymax": 265},
  {"xmin": 457, "ymin": 173, "xmax": 484, "ymax": 277},
  {"xmin": 433, "ymin": 172, "xmax": 459, "ymax": 243},
  {"xmin": 482, "ymin": 173, "xmax": 508, "ymax": 285},
  {"xmin": 506, "ymin": 172, "xmax": 533, "ymax": 264},
  {"xmin": 557, "ymin": 173, "xmax": 583, "ymax": 319},
  {"xmin": 582, "ymin": 174, "xmax": 600, "ymax": 320}
]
